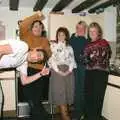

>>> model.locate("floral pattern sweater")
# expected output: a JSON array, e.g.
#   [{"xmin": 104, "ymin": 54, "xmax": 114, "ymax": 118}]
[
  {"xmin": 48, "ymin": 42, "xmax": 77, "ymax": 72},
  {"xmin": 84, "ymin": 39, "xmax": 112, "ymax": 71}
]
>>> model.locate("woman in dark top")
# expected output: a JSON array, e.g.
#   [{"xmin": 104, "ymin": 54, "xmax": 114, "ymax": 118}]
[
  {"xmin": 19, "ymin": 11, "xmax": 51, "ymax": 120},
  {"xmin": 69, "ymin": 21, "xmax": 88, "ymax": 120},
  {"xmin": 84, "ymin": 22, "xmax": 112, "ymax": 120}
]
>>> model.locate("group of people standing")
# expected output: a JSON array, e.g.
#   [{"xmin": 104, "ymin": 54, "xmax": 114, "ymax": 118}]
[{"xmin": 0, "ymin": 11, "xmax": 112, "ymax": 120}]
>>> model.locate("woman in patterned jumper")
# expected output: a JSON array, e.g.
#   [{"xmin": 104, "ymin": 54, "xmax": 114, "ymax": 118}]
[
  {"xmin": 84, "ymin": 22, "xmax": 112, "ymax": 120},
  {"xmin": 48, "ymin": 27, "xmax": 76, "ymax": 120}
]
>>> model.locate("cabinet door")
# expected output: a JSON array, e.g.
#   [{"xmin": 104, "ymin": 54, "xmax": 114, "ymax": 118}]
[{"xmin": 0, "ymin": 70, "xmax": 16, "ymax": 111}]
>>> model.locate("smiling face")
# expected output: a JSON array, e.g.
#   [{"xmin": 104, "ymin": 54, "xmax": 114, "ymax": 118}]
[
  {"xmin": 89, "ymin": 27, "xmax": 99, "ymax": 42},
  {"xmin": 57, "ymin": 32, "xmax": 66, "ymax": 43},
  {"xmin": 88, "ymin": 22, "xmax": 103, "ymax": 42},
  {"xmin": 31, "ymin": 21, "xmax": 44, "ymax": 37},
  {"xmin": 56, "ymin": 27, "xmax": 70, "ymax": 45},
  {"xmin": 76, "ymin": 24, "xmax": 86, "ymax": 36}
]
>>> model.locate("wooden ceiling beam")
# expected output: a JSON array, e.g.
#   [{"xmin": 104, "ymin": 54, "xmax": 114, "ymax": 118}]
[
  {"xmin": 9, "ymin": 0, "xmax": 19, "ymax": 10},
  {"xmin": 52, "ymin": 0, "xmax": 73, "ymax": 12},
  {"xmin": 33, "ymin": 0, "xmax": 48, "ymax": 11},
  {"xmin": 88, "ymin": 0, "xmax": 119, "ymax": 13},
  {"xmin": 72, "ymin": 0, "xmax": 100, "ymax": 13}
]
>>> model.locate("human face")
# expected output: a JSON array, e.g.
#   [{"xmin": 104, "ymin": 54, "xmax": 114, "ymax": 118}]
[
  {"xmin": 27, "ymin": 49, "xmax": 44, "ymax": 63},
  {"xmin": 89, "ymin": 27, "xmax": 99, "ymax": 42},
  {"xmin": 76, "ymin": 24, "xmax": 86, "ymax": 36},
  {"xmin": 58, "ymin": 32, "xmax": 66, "ymax": 43},
  {"xmin": 32, "ymin": 22, "xmax": 43, "ymax": 36}
]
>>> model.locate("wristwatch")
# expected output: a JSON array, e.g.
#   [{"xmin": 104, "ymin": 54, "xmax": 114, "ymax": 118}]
[{"xmin": 40, "ymin": 72, "xmax": 42, "ymax": 76}]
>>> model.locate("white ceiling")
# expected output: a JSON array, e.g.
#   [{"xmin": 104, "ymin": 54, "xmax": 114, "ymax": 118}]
[{"xmin": 0, "ymin": 0, "xmax": 109, "ymax": 12}]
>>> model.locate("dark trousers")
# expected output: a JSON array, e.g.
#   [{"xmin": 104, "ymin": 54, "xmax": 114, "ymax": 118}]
[
  {"xmin": 85, "ymin": 70, "xmax": 108, "ymax": 120},
  {"xmin": 73, "ymin": 64, "xmax": 85, "ymax": 118},
  {"xmin": 22, "ymin": 67, "xmax": 50, "ymax": 120}
]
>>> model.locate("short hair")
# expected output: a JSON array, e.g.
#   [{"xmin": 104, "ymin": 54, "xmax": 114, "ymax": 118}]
[
  {"xmin": 88, "ymin": 22, "xmax": 103, "ymax": 39},
  {"xmin": 56, "ymin": 27, "xmax": 70, "ymax": 46},
  {"xmin": 77, "ymin": 21, "xmax": 87, "ymax": 28},
  {"xmin": 30, "ymin": 20, "xmax": 46, "ymax": 37}
]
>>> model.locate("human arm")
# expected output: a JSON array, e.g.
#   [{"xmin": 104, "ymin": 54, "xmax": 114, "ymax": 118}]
[
  {"xmin": 0, "ymin": 44, "xmax": 13, "ymax": 58},
  {"xmin": 48, "ymin": 55, "xmax": 66, "ymax": 76},
  {"xmin": 0, "ymin": 40, "xmax": 28, "ymax": 59},
  {"xmin": 62, "ymin": 46, "xmax": 77, "ymax": 76},
  {"xmin": 19, "ymin": 63, "xmax": 49, "ymax": 85}
]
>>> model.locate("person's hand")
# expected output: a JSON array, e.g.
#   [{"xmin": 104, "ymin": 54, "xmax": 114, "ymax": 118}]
[
  {"xmin": 36, "ymin": 10, "xmax": 42, "ymax": 16},
  {"xmin": 58, "ymin": 71, "xmax": 65, "ymax": 76},
  {"xmin": 60, "ymin": 70, "xmax": 71, "ymax": 76},
  {"xmin": 36, "ymin": 11, "xmax": 45, "ymax": 20},
  {"xmin": 58, "ymin": 70, "xmax": 71, "ymax": 76},
  {"xmin": 40, "ymin": 67, "xmax": 49, "ymax": 76},
  {"xmin": 63, "ymin": 71, "xmax": 71, "ymax": 76}
]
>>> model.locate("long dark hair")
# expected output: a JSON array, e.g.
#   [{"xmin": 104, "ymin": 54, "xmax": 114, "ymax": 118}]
[
  {"xmin": 30, "ymin": 20, "xmax": 47, "ymax": 37},
  {"xmin": 56, "ymin": 27, "xmax": 70, "ymax": 46}
]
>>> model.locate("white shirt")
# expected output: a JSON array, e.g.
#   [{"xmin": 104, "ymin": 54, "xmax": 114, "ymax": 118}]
[
  {"xmin": 48, "ymin": 42, "xmax": 77, "ymax": 72},
  {"xmin": 0, "ymin": 39, "xmax": 28, "ymax": 75}
]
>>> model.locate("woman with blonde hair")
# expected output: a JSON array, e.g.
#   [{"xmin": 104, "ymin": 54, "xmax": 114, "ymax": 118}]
[{"xmin": 84, "ymin": 22, "xmax": 112, "ymax": 120}]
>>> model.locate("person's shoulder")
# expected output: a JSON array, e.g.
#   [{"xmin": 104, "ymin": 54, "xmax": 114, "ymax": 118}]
[
  {"xmin": 18, "ymin": 40, "xmax": 29, "ymax": 48},
  {"xmin": 67, "ymin": 45, "xmax": 73, "ymax": 50},
  {"xmin": 50, "ymin": 40, "xmax": 57, "ymax": 45},
  {"xmin": 40, "ymin": 36, "xmax": 48, "ymax": 40},
  {"xmin": 70, "ymin": 33, "xmax": 76, "ymax": 38},
  {"xmin": 42, "ymin": 37, "xmax": 51, "ymax": 43},
  {"xmin": 40, "ymin": 37, "xmax": 50, "ymax": 44},
  {"xmin": 11, "ymin": 39, "xmax": 29, "ymax": 51},
  {"xmin": 50, "ymin": 41, "xmax": 58, "ymax": 48},
  {"xmin": 17, "ymin": 61, "xmax": 28, "ymax": 75},
  {"xmin": 98, "ymin": 39, "xmax": 110, "ymax": 46}
]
